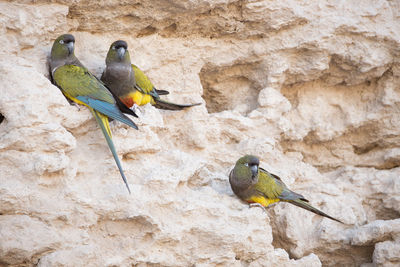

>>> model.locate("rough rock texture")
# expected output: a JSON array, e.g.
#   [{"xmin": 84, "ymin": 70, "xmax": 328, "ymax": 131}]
[{"xmin": 1, "ymin": 0, "xmax": 400, "ymax": 266}]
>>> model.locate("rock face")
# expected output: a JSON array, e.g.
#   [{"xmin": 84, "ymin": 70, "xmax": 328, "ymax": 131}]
[{"xmin": 1, "ymin": 0, "xmax": 399, "ymax": 266}]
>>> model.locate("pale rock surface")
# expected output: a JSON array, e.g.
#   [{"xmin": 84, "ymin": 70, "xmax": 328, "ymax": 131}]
[{"xmin": 0, "ymin": 0, "xmax": 399, "ymax": 266}]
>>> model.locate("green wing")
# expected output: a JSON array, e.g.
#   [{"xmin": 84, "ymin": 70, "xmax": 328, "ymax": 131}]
[
  {"xmin": 53, "ymin": 64, "xmax": 115, "ymax": 104},
  {"xmin": 257, "ymin": 167, "xmax": 306, "ymax": 201},
  {"xmin": 254, "ymin": 168, "xmax": 286, "ymax": 199},
  {"xmin": 53, "ymin": 64, "xmax": 138, "ymax": 129},
  {"xmin": 132, "ymin": 64, "xmax": 159, "ymax": 97}
]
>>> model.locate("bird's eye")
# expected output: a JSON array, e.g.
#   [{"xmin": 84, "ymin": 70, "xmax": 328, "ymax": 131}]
[
  {"xmin": 244, "ymin": 163, "xmax": 249, "ymax": 167},
  {"xmin": 59, "ymin": 40, "xmax": 64, "ymax": 44},
  {"xmin": 112, "ymin": 46, "xmax": 116, "ymax": 50}
]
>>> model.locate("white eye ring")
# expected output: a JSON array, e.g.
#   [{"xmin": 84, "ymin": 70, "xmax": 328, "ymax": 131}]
[
  {"xmin": 244, "ymin": 163, "xmax": 249, "ymax": 167},
  {"xmin": 59, "ymin": 40, "xmax": 64, "ymax": 44},
  {"xmin": 112, "ymin": 46, "xmax": 116, "ymax": 50}
]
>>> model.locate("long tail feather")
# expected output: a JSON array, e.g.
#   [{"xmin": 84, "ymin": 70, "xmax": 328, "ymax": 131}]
[
  {"xmin": 91, "ymin": 109, "xmax": 131, "ymax": 194},
  {"xmin": 154, "ymin": 98, "xmax": 201, "ymax": 110},
  {"xmin": 289, "ymin": 199, "xmax": 343, "ymax": 223}
]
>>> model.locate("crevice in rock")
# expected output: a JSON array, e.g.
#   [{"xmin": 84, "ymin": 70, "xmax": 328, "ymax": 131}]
[
  {"xmin": 0, "ymin": 113, "xmax": 4, "ymax": 124},
  {"xmin": 355, "ymin": 162, "xmax": 400, "ymax": 170},
  {"xmin": 280, "ymin": 73, "xmax": 400, "ymax": 171},
  {"xmin": 353, "ymin": 142, "xmax": 380, "ymax": 155},
  {"xmin": 65, "ymin": 0, "xmax": 305, "ymax": 39},
  {"xmin": 94, "ymin": 216, "xmax": 159, "ymax": 238},
  {"xmin": 366, "ymin": 200, "xmax": 400, "ymax": 221},
  {"xmin": 315, "ymin": 245, "xmax": 375, "ymax": 266},
  {"xmin": 161, "ymin": 23, "xmax": 177, "ymax": 36},
  {"xmin": 199, "ymin": 61, "xmax": 266, "ymax": 114},
  {"xmin": 32, "ymin": 248, "xmax": 57, "ymax": 267},
  {"xmin": 281, "ymin": 131, "xmax": 400, "ymax": 171},
  {"xmin": 137, "ymin": 25, "xmax": 157, "ymax": 37},
  {"xmin": 271, "ymin": 224, "xmax": 375, "ymax": 266}
]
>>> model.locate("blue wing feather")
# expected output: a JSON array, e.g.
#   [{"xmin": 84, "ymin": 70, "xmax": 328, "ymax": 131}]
[{"xmin": 76, "ymin": 96, "xmax": 138, "ymax": 130}]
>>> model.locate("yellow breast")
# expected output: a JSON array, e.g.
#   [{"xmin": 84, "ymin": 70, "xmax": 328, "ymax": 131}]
[
  {"xmin": 248, "ymin": 196, "xmax": 280, "ymax": 208},
  {"xmin": 131, "ymin": 91, "xmax": 155, "ymax": 106}
]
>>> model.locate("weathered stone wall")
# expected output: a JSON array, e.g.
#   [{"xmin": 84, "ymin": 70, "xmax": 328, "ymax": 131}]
[{"xmin": 1, "ymin": 1, "xmax": 399, "ymax": 266}]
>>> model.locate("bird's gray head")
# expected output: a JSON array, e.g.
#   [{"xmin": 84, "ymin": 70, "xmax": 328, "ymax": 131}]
[
  {"xmin": 51, "ymin": 34, "xmax": 75, "ymax": 60},
  {"xmin": 236, "ymin": 155, "xmax": 260, "ymax": 182},
  {"xmin": 106, "ymin": 40, "xmax": 131, "ymax": 64}
]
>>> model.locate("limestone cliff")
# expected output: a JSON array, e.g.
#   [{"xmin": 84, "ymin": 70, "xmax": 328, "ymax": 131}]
[{"xmin": 1, "ymin": 1, "xmax": 400, "ymax": 266}]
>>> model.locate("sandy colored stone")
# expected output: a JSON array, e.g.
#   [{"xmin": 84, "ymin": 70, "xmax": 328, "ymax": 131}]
[
  {"xmin": 0, "ymin": 0, "xmax": 400, "ymax": 266},
  {"xmin": 0, "ymin": 215, "xmax": 61, "ymax": 266}
]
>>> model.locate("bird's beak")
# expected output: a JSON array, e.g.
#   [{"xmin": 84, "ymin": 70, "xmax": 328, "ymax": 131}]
[
  {"xmin": 117, "ymin": 47, "xmax": 126, "ymax": 60},
  {"xmin": 66, "ymin": 42, "xmax": 74, "ymax": 55},
  {"xmin": 250, "ymin": 165, "xmax": 258, "ymax": 179}
]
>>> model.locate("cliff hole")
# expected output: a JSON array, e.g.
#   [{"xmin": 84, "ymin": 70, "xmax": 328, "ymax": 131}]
[
  {"xmin": 0, "ymin": 113, "xmax": 4, "ymax": 124},
  {"xmin": 199, "ymin": 61, "xmax": 266, "ymax": 114}
]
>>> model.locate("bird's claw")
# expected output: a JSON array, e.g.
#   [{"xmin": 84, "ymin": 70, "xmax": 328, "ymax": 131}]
[
  {"xmin": 249, "ymin": 203, "xmax": 267, "ymax": 213},
  {"xmin": 71, "ymin": 102, "xmax": 81, "ymax": 111}
]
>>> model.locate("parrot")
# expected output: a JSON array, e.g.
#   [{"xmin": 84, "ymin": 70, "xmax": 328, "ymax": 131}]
[
  {"xmin": 229, "ymin": 155, "xmax": 343, "ymax": 223},
  {"xmin": 101, "ymin": 40, "xmax": 201, "ymax": 111},
  {"xmin": 49, "ymin": 34, "xmax": 138, "ymax": 193}
]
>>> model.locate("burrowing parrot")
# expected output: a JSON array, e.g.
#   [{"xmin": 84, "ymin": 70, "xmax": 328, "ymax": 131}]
[
  {"xmin": 229, "ymin": 155, "xmax": 343, "ymax": 223},
  {"xmin": 101, "ymin": 40, "xmax": 201, "ymax": 110},
  {"xmin": 50, "ymin": 34, "xmax": 138, "ymax": 193}
]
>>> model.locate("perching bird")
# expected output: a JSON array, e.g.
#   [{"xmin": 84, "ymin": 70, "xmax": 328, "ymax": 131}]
[
  {"xmin": 101, "ymin": 40, "xmax": 201, "ymax": 111},
  {"xmin": 229, "ymin": 155, "xmax": 343, "ymax": 223},
  {"xmin": 50, "ymin": 34, "xmax": 138, "ymax": 193}
]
